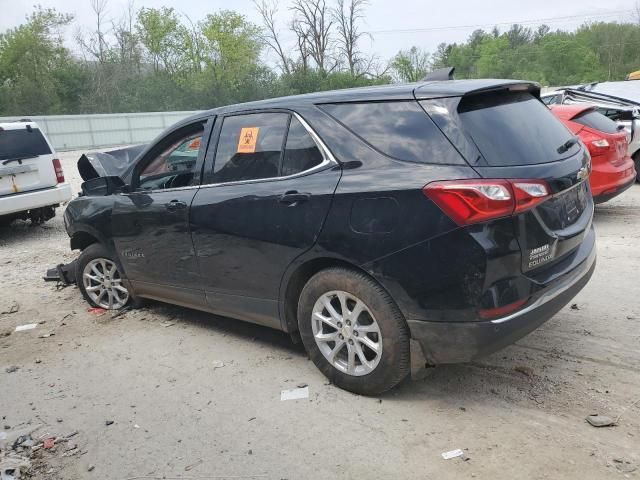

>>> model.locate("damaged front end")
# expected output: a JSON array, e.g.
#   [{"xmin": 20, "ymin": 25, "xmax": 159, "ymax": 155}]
[{"xmin": 77, "ymin": 144, "xmax": 147, "ymax": 182}]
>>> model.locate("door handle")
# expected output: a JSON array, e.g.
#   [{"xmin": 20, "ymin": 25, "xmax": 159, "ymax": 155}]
[
  {"xmin": 279, "ymin": 191, "xmax": 311, "ymax": 206},
  {"xmin": 165, "ymin": 199, "xmax": 187, "ymax": 211}
]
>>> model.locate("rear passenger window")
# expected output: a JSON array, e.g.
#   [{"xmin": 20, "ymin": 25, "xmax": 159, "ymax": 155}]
[
  {"xmin": 282, "ymin": 117, "xmax": 324, "ymax": 176},
  {"xmin": 320, "ymin": 101, "xmax": 462, "ymax": 164},
  {"xmin": 0, "ymin": 127, "xmax": 51, "ymax": 160},
  {"xmin": 213, "ymin": 113, "xmax": 289, "ymax": 183}
]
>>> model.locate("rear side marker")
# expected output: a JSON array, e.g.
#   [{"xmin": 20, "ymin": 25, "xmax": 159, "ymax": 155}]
[
  {"xmin": 423, "ymin": 179, "xmax": 550, "ymax": 226},
  {"xmin": 478, "ymin": 298, "xmax": 529, "ymax": 320}
]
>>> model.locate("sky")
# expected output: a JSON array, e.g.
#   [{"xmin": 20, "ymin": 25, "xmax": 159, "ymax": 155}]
[{"xmin": 0, "ymin": 0, "xmax": 637, "ymax": 66}]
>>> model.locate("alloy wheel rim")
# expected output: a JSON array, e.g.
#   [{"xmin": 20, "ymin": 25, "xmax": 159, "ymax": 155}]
[
  {"xmin": 311, "ymin": 290, "xmax": 382, "ymax": 376},
  {"xmin": 82, "ymin": 258, "xmax": 129, "ymax": 309}
]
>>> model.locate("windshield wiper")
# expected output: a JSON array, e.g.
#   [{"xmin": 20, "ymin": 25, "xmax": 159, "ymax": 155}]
[
  {"xmin": 557, "ymin": 136, "xmax": 579, "ymax": 154},
  {"xmin": 1, "ymin": 155, "xmax": 38, "ymax": 165}
]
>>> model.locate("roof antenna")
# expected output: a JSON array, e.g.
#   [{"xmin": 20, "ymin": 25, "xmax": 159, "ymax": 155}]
[{"xmin": 422, "ymin": 67, "xmax": 455, "ymax": 82}]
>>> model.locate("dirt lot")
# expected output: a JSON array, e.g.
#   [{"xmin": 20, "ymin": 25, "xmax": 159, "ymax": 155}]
[{"xmin": 1, "ymin": 149, "xmax": 639, "ymax": 480}]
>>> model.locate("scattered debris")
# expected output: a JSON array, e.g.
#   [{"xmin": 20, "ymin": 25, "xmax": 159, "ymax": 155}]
[
  {"xmin": 38, "ymin": 333, "xmax": 55, "ymax": 338},
  {"xmin": 110, "ymin": 306, "xmax": 131, "ymax": 319},
  {"xmin": 5, "ymin": 366, "xmax": 19, "ymax": 374},
  {"xmin": 212, "ymin": 360, "xmax": 225, "ymax": 369},
  {"xmin": 441, "ymin": 448, "xmax": 465, "ymax": 460},
  {"xmin": 87, "ymin": 307, "xmax": 106, "ymax": 315},
  {"xmin": 0, "ymin": 454, "xmax": 31, "ymax": 480},
  {"xmin": 1, "ymin": 302, "xmax": 19, "ymax": 315},
  {"xmin": 56, "ymin": 418, "xmax": 63, "ymax": 423},
  {"xmin": 613, "ymin": 458, "xmax": 637, "ymax": 474},
  {"xmin": 133, "ymin": 424, "xmax": 140, "ymax": 429},
  {"xmin": 296, "ymin": 382, "xmax": 308, "ymax": 388},
  {"xmin": 34, "ymin": 360, "xmax": 42, "ymax": 364},
  {"xmin": 280, "ymin": 387, "xmax": 309, "ymax": 401},
  {"xmin": 614, "ymin": 397, "xmax": 640, "ymax": 426},
  {"xmin": 514, "ymin": 365, "xmax": 534, "ymax": 377},
  {"xmin": 105, "ymin": 420, "xmax": 114, "ymax": 426},
  {"xmin": 14, "ymin": 324, "xmax": 37, "ymax": 332},
  {"xmin": 160, "ymin": 321, "xmax": 175, "ymax": 328},
  {"xmin": 87, "ymin": 464, "xmax": 95, "ymax": 472},
  {"xmin": 184, "ymin": 458, "xmax": 203, "ymax": 471},
  {"xmin": 248, "ymin": 417, "xmax": 256, "ymax": 422},
  {"xmin": 570, "ymin": 303, "xmax": 580, "ymax": 310},
  {"xmin": 43, "ymin": 438, "xmax": 55, "ymax": 449},
  {"xmin": 586, "ymin": 414, "xmax": 615, "ymax": 427}
]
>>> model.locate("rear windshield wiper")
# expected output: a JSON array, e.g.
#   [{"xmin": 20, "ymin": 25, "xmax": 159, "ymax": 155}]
[
  {"xmin": 1, "ymin": 155, "xmax": 38, "ymax": 165},
  {"xmin": 556, "ymin": 136, "xmax": 580, "ymax": 154}
]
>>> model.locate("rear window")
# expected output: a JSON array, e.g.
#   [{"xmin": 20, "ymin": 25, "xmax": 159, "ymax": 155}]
[
  {"xmin": 573, "ymin": 110, "xmax": 619, "ymax": 134},
  {"xmin": 0, "ymin": 127, "xmax": 51, "ymax": 161},
  {"xmin": 320, "ymin": 101, "xmax": 464, "ymax": 165},
  {"xmin": 456, "ymin": 92, "xmax": 578, "ymax": 166}
]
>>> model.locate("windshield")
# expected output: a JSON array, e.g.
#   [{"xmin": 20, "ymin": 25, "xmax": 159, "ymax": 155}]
[
  {"xmin": 0, "ymin": 127, "xmax": 51, "ymax": 161},
  {"xmin": 457, "ymin": 91, "xmax": 579, "ymax": 166}
]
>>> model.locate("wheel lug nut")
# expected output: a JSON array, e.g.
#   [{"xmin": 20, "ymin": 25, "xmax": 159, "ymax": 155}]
[
  {"xmin": 346, "ymin": 320, "xmax": 351, "ymax": 326},
  {"xmin": 337, "ymin": 322, "xmax": 342, "ymax": 328},
  {"xmin": 339, "ymin": 334, "xmax": 344, "ymax": 340},
  {"xmin": 348, "ymin": 339, "xmax": 354, "ymax": 345},
  {"xmin": 353, "ymin": 331, "xmax": 358, "ymax": 337}
]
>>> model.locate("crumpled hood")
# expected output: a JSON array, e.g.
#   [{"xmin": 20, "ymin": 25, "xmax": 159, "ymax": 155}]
[{"xmin": 77, "ymin": 144, "xmax": 147, "ymax": 181}]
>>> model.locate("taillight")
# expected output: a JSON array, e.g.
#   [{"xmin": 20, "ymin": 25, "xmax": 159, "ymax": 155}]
[
  {"xmin": 52, "ymin": 158, "xmax": 65, "ymax": 183},
  {"xmin": 423, "ymin": 179, "xmax": 550, "ymax": 226},
  {"xmin": 581, "ymin": 131, "xmax": 610, "ymax": 156}
]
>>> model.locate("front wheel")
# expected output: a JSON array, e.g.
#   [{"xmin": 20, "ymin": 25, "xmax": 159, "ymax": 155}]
[
  {"xmin": 76, "ymin": 243, "xmax": 131, "ymax": 310},
  {"xmin": 297, "ymin": 267, "xmax": 410, "ymax": 395}
]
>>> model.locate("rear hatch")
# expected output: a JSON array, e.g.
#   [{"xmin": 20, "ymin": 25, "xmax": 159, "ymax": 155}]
[
  {"xmin": 418, "ymin": 86, "xmax": 593, "ymax": 275},
  {"xmin": 0, "ymin": 124, "xmax": 57, "ymax": 196},
  {"xmin": 570, "ymin": 109, "xmax": 629, "ymax": 167}
]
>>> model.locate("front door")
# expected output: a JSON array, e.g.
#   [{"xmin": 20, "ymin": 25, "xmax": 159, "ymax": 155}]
[
  {"xmin": 112, "ymin": 118, "xmax": 212, "ymax": 303},
  {"xmin": 190, "ymin": 112, "xmax": 341, "ymax": 327}
]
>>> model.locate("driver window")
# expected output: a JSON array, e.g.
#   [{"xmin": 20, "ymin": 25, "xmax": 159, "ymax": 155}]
[{"xmin": 138, "ymin": 123, "xmax": 205, "ymax": 191}]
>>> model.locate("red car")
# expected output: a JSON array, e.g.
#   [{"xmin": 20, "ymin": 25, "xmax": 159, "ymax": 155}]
[{"xmin": 550, "ymin": 104, "xmax": 636, "ymax": 203}]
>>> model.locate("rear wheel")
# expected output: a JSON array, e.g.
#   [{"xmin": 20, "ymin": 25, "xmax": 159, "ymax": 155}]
[
  {"xmin": 634, "ymin": 152, "xmax": 640, "ymax": 182},
  {"xmin": 297, "ymin": 267, "xmax": 410, "ymax": 395},
  {"xmin": 76, "ymin": 243, "xmax": 131, "ymax": 310}
]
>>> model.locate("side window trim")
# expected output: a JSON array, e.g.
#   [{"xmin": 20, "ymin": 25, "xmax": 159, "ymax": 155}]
[
  {"xmin": 201, "ymin": 110, "xmax": 337, "ymax": 188},
  {"xmin": 127, "ymin": 116, "xmax": 215, "ymax": 193}
]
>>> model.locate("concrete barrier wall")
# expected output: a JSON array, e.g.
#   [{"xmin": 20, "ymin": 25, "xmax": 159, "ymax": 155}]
[{"xmin": 0, "ymin": 111, "xmax": 201, "ymax": 151}]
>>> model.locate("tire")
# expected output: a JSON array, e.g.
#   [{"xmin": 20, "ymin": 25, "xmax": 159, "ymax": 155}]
[
  {"xmin": 75, "ymin": 243, "xmax": 132, "ymax": 310},
  {"xmin": 297, "ymin": 267, "xmax": 410, "ymax": 395},
  {"xmin": 634, "ymin": 152, "xmax": 640, "ymax": 183}
]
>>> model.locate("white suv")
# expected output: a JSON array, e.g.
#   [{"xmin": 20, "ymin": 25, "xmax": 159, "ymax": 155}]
[{"xmin": 0, "ymin": 121, "xmax": 72, "ymax": 224}]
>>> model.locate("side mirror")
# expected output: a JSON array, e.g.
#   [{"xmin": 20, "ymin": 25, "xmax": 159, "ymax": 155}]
[{"xmin": 81, "ymin": 176, "xmax": 126, "ymax": 196}]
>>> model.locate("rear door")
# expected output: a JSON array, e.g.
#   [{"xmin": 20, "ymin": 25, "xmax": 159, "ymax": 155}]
[
  {"xmin": 190, "ymin": 110, "xmax": 340, "ymax": 328},
  {"xmin": 420, "ymin": 90, "xmax": 593, "ymax": 274},
  {"xmin": 0, "ymin": 124, "xmax": 57, "ymax": 196}
]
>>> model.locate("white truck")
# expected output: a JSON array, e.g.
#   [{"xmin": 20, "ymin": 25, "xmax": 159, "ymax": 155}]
[{"xmin": 0, "ymin": 121, "xmax": 72, "ymax": 224}]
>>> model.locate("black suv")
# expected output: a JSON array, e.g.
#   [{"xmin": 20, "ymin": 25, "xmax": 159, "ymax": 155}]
[{"xmin": 64, "ymin": 79, "xmax": 596, "ymax": 395}]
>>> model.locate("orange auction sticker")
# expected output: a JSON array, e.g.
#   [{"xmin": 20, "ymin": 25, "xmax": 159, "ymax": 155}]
[{"xmin": 237, "ymin": 127, "xmax": 259, "ymax": 153}]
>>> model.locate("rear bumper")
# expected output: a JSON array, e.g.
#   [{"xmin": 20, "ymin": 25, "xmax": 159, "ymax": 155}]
[
  {"xmin": 593, "ymin": 177, "xmax": 635, "ymax": 204},
  {"xmin": 408, "ymin": 237, "xmax": 596, "ymax": 364},
  {"xmin": 590, "ymin": 157, "xmax": 636, "ymax": 202},
  {"xmin": 0, "ymin": 183, "xmax": 72, "ymax": 216}
]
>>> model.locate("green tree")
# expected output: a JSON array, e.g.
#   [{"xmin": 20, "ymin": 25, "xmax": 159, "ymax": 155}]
[
  {"xmin": 390, "ymin": 46, "xmax": 430, "ymax": 82},
  {"xmin": 0, "ymin": 7, "xmax": 85, "ymax": 114}
]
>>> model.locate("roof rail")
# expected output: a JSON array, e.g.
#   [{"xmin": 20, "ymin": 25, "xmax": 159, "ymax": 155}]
[{"xmin": 422, "ymin": 67, "xmax": 455, "ymax": 82}]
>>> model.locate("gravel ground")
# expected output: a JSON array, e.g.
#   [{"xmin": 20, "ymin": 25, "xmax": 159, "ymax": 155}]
[{"xmin": 1, "ymin": 149, "xmax": 639, "ymax": 479}]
